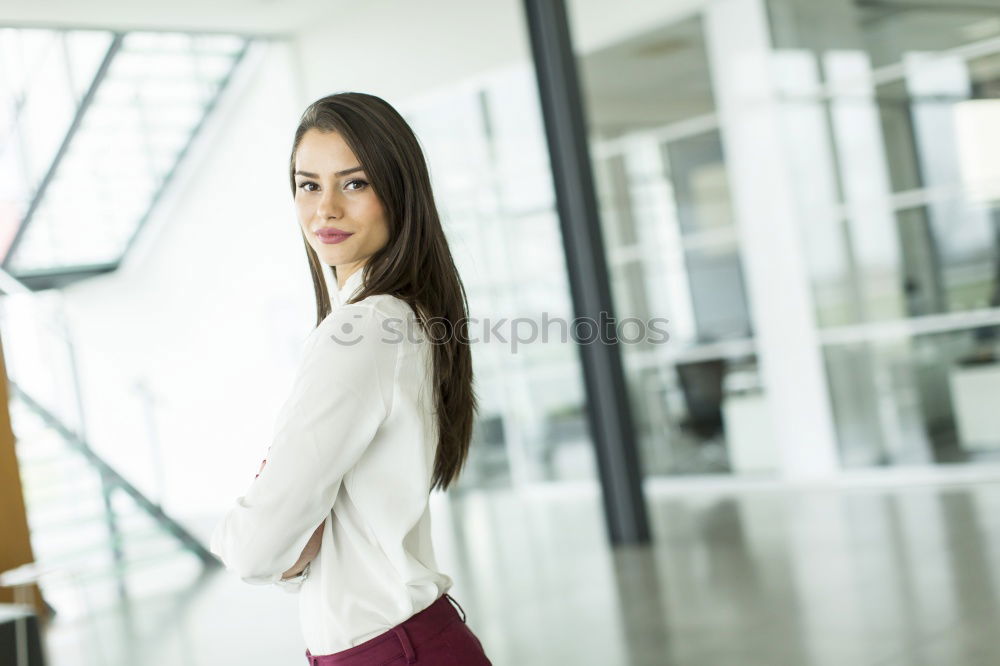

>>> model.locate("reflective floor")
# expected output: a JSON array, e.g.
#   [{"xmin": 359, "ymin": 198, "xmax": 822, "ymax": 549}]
[{"xmin": 39, "ymin": 480, "xmax": 1000, "ymax": 665}]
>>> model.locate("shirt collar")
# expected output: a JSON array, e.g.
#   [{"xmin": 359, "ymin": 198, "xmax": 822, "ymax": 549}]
[{"xmin": 332, "ymin": 267, "xmax": 365, "ymax": 308}]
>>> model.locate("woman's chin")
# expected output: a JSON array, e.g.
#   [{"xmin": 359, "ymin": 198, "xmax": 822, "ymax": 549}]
[{"xmin": 312, "ymin": 247, "xmax": 347, "ymax": 266}]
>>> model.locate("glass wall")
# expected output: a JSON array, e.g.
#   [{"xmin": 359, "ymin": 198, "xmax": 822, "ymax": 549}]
[
  {"xmin": 767, "ymin": 0, "xmax": 1000, "ymax": 467},
  {"xmin": 567, "ymin": 0, "xmax": 1000, "ymax": 477},
  {"xmin": 572, "ymin": 10, "xmax": 769, "ymax": 477},
  {"xmin": 400, "ymin": 68, "xmax": 597, "ymax": 490}
]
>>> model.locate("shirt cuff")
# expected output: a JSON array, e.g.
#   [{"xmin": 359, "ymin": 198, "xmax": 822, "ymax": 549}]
[{"xmin": 274, "ymin": 560, "xmax": 310, "ymax": 593}]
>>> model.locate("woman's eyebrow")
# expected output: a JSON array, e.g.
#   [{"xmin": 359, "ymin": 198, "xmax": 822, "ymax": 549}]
[{"xmin": 294, "ymin": 166, "xmax": 364, "ymax": 178}]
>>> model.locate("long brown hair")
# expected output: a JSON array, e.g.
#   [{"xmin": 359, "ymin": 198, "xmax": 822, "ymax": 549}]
[{"xmin": 288, "ymin": 92, "xmax": 478, "ymax": 493}]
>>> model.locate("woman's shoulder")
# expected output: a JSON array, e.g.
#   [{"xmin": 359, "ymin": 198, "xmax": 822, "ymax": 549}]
[
  {"xmin": 359, "ymin": 293, "xmax": 421, "ymax": 324},
  {"xmin": 319, "ymin": 293, "xmax": 408, "ymax": 322},
  {"xmin": 317, "ymin": 294, "xmax": 423, "ymax": 348}
]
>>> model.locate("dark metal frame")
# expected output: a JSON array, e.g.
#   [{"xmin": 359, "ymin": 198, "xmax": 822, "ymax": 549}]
[{"xmin": 522, "ymin": 0, "xmax": 650, "ymax": 544}]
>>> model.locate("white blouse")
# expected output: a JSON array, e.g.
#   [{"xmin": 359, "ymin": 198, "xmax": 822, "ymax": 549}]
[{"xmin": 209, "ymin": 267, "xmax": 455, "ymax": 655}]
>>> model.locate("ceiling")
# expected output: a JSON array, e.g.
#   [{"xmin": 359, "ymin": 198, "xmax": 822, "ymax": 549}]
[
  {"xmin": 578, "ymin": 0, "xmax": 1000, "ymax": 137},
  {"xmin": 580, "ymin": 15, "xmax": 715, "ymax": 137},
  {"xmin": 0, "ymin": 0, "xmax": 349, "ymax": 36}
]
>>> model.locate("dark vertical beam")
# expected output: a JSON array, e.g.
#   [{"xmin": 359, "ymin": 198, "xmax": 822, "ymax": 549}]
[{"xmin": 522, "ymin": 0, "xmax": 650, "ymax": 545}]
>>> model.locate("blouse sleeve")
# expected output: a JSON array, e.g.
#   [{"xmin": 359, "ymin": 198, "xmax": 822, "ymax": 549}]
[
  {"xmin": 209, "ymin": 303, "xmax": 397, "ymax": 586},
  {"xmin": 273, "ymin": 560, "xmax": 309, "ymax": 593}
]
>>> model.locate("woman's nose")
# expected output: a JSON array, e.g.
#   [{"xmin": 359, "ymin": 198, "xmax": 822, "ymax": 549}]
[{"xmin": 317, "ymin": 190, "xmax": 343, "ymax": 219}]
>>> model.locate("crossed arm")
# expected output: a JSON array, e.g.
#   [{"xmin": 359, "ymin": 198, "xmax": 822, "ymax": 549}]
[
  {"xmin": 211, "ymin": 304, "xmax": 394, "ymax": 587},
  {"xmin": 281, "ymin": 520, "xmax": 324, "ymax": 579},
  {"xmin": 256, "ymin": 457, "xmax": 325, "ymax": 580}
]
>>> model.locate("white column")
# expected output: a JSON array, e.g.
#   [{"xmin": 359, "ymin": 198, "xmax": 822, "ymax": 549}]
[{"xmin": 704, "ymin": 0, "xmax": 839, "ymax": 479}]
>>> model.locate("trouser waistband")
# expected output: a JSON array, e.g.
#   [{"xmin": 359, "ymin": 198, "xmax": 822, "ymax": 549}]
[{"xmin": 304, "ymin": 593, "xmax": 466, "ymax": 665}]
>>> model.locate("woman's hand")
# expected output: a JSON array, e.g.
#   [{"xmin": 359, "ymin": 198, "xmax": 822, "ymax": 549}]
[
  {"xmin": 302, "ymin": 521, "xmax": 325, "ymax": 560},
  {"xmin": 281, "ymin": 521, "xmax": 325, "ymax": 580},
  {"xmin": 256, "ymin": 446, "xmax": 272, "ymax": 479}
]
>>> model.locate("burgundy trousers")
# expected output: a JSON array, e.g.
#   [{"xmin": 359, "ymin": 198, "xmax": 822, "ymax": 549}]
[{"xmin": 303, "ymin": 594, "xmax": 493, "ymax": 665}]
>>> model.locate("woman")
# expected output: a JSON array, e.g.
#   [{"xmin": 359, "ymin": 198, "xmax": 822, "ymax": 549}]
[{"xmin": 210, "ymin": 92, "xmax": 492, "ymax": 665}]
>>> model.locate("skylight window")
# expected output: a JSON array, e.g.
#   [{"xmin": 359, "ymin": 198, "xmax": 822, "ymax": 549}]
[{"xmin": 0, "ymin": 28, "xmax": 249, "ymax": 287}]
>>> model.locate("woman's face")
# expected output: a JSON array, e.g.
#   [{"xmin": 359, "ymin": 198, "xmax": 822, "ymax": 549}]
[{"xmin": 293, "ymin": 128, "xmax": 390, "ymax": 285}]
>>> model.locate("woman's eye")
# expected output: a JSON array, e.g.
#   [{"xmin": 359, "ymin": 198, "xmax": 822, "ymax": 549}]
[{"xmin": 296, "ymin": 179, "xmax": 367, "ymax": 192}]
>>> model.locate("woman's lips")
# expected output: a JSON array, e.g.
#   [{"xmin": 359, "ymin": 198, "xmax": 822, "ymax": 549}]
[{"xmin": 316, "ymin": 229, "xmax": 353, "ymax": 244}]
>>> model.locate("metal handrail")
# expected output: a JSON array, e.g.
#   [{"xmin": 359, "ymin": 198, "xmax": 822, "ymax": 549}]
[
  {"xmin": 9, "ymin": 383, "xmax": 219, "ymax": 568},
  {"xmin": 2, "ymin": 265, "xmax": 218, "ymax": 570}
]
